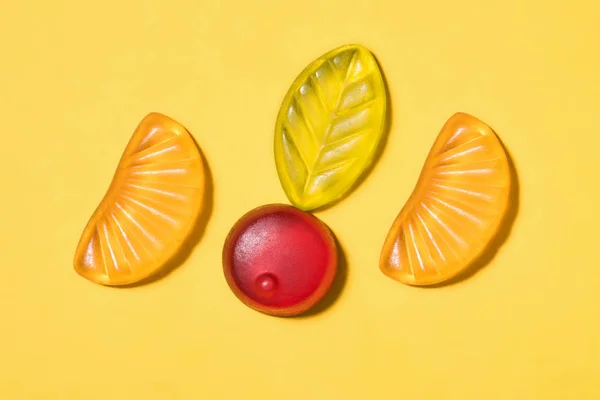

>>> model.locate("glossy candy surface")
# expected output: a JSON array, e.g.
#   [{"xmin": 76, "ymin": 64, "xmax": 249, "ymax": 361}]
[
  {"xmin": 74, "ymin": 113, "xmax": 205, "ymax": 286},
  {"xmin": 223, "ymin": 204, "xmax": 337, "ymax": 316},
  {"xmin": 274, "ymin": 44, "xmax": 387, "ymax": 211},
  {"xmin": 380, "ymin": 113, "xmax": 511, "ymax": 286}
]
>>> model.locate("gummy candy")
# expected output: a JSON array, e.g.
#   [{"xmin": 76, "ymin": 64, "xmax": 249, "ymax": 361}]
[
  {"xmin": 274, "ymin": 44, "xmax": 387, "ymax": 211},
  {"xmin": 73, "ymin": 113, "xmax": 206, "ymax": 286},
  {"xmin": 223, "ymin": 204, "xmax": 337, "ymax": 316},
  {"xmin": 380, "ymin": 113, "xmax": 511, "ymax": 286}
]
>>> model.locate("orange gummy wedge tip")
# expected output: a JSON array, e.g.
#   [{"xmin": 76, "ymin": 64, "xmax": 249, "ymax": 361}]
[
  {"xmin": 74, "ymin": 112, "xmax": 206, "ymax": 286},
  {"xmin": 380, "ymin": 112, "xmax": 511, "ymax": 286}
]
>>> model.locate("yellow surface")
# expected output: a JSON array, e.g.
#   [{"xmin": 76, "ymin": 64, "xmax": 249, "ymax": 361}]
[{"xmin": 0, "ymin": 0, "xmax": 598, "ymax": 398}]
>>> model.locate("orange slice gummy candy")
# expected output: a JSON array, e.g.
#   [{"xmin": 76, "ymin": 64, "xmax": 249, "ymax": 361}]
[
  {"xmin": 74, "ymin": 113, "xmax": 206, "ymax": 286},
  {"xmin": 380, "ymin": 112, "xmax": 511, "ymax": 286}
]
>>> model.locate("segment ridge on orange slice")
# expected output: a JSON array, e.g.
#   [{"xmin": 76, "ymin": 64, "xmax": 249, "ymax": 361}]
[
  {"xmin": 380, "ymin": 112, "xmax": 511, "ymax": 286},
  {"xmin": 74, "ymin": 113, "xmax": 205, "ymax": 286}
]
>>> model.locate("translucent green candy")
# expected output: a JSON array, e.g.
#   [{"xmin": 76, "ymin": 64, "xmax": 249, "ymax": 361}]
[{"xmin": 274, "ymin": 44, "xmax": 388, "ymax": 211}]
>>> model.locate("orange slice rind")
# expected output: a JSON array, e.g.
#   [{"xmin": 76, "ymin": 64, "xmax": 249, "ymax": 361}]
[
  {"xmin": 74, "ymin": 112, "xmax": 205, "ymax": 286},
  {"xmin": 380, "ymin": 112, "xmax": 511, "ymax": 286}
]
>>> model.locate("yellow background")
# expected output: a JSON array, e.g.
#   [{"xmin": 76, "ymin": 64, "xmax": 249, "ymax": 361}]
[{"xmin": 1, "ymin": 0, "xmax": 598, "ymax": 398}]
